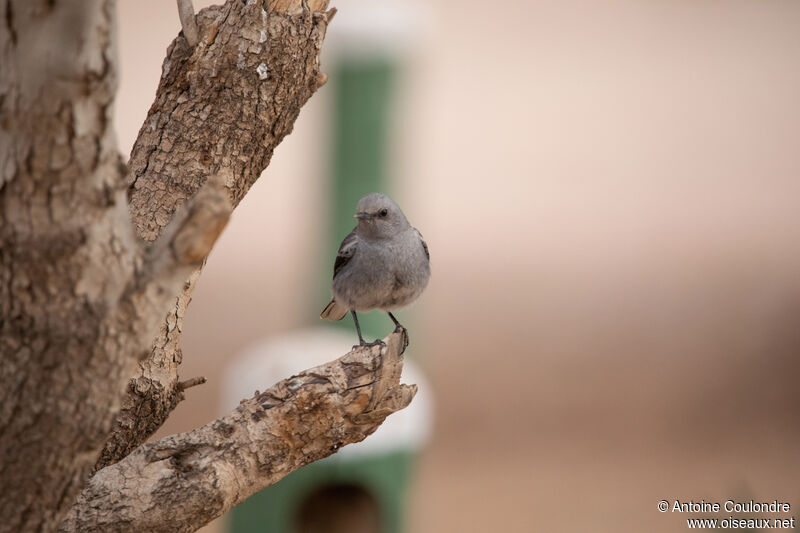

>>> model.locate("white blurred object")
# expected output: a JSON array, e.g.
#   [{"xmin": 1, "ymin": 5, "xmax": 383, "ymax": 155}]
[
  {"xmin": 324, "ymin": 0, "xmax": 433, "ymax": 59},
  {"xmin": 222, "ymin": 327, "xmax": 433, "ymax": 458}
]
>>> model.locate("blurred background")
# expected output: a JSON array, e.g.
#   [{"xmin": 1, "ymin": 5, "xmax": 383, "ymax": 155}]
[{"xmin": 117, "ymin": 0, "xmax": 800, "ymax": 531}]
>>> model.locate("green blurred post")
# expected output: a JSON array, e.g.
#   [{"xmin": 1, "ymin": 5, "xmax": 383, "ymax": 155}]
[
  {"xmin": 230, "ymin": 50, "xmax": 417, "ymax": 533},
  {"xmin": 323, "ymin": 58, "xmax": 397, "ymax": 340}
]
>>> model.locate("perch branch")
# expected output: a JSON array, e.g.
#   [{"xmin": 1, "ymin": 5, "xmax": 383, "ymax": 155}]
[{"xmin": 61, "ymin": 332, "xmax": 416, "ymax": 533}]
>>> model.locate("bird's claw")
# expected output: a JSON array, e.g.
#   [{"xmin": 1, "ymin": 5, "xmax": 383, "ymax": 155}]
[{"xmin": 352, "ymin": 327, "xmax": 408, "ymax": 353}]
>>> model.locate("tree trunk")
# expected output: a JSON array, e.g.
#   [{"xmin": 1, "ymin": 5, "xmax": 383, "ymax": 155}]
[
  {"xmin": 0, "ymin": 1, "xmax": 415, "ymax": 532},
  {"xmin": 0, "ymin": 1, "xmax": 138, "ymax": 529}
]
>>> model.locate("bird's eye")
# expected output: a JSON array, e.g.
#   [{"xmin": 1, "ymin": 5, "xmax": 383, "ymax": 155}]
[{"xmin": 379, "ymin": 209, "xmax": 388, "ymax": 217}]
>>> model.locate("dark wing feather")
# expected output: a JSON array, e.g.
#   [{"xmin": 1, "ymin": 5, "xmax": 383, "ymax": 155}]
[
  {"xmin": 333, "ymin": 228, "xmax": 358, "ymax": 279},
  {"xmin": 415, "ymin": 228, "xmax": 430, "ymax": 261}
]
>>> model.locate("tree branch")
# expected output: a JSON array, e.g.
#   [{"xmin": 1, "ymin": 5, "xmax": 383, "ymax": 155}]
[
  {"xmin": 92, "ymin": 176, "xmax": 232, "ymax": 473},
  {"xmin": 122, "ymin": 175, "xmax": 233, "ymax": 354},
  {"xmin": 176, "ymin": 0, "xmax": 199, "ymax": 47},
  {"xmin": 96, "ymin": 0, "xmax": 334, "ymax": 470},
  {"xmin": 61, "ymin": 332, "xmax": 416, "ymax": 533},
  {"xmin": 141, "ymin": 173, "xmax": 232, "ymax": 285},
  {"xmin": 177, "ymin": 376, "xmax": 207, "ymax": 391}
]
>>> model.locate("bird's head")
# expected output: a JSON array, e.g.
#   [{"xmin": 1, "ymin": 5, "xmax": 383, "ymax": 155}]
[{"xmin": 354, "ymin": 193, "xmax": 408, "ymax": 238}]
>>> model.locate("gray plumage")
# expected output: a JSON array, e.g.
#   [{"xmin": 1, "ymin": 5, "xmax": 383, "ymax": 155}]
[{"xmin": 321, "ymin": 193, "xmax": 430, "ymax": 344}]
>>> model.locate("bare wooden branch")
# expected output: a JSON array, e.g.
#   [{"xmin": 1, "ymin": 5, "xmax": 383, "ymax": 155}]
[
  {"xmin": 89, "ymin": 175, "xmax": 234, "ymax": 475},
  {"xmin": 109, "ymin": 176, "xmax": 232, "ymax": 369},
  {"xmin": 177, "ymin": 376, "xmax": 207, "ymax": 391},
  {"xmin": 127, "ymin": 0, "xmax": 331, "ymax": 241},
  {"xmin": 143, "ymin": 174, "xmax": 232, "ymax": 281},
  {"xmin": 176, "ymin": 0, "xmax": 199, "ymax": 47},
  {"xmin": 61, "ymin": 332, "xmax": 416, "ymax": 533},
  {"xmin": 97, "ymin": 0, "xmax": 333, "ymax": 471},
  {"xmin": 93, "ymin": 270, "xmax": 201, "ymax": 472}
]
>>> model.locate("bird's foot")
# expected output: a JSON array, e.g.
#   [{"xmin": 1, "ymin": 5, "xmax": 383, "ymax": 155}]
[{"xmin": 353, "ymin": 339, "xmax": 386, "ymax": 351}]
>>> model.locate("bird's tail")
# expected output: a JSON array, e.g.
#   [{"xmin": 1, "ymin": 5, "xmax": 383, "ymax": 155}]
[{"xmin": 320, "ymin": 299, "xmax": 348, "ymax": 321}]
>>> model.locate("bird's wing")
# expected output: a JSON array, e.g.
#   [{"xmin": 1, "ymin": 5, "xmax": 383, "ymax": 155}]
[
  {"xmin": 333, "ymin": 228, "xmax": 359, "ymax": 279},
  {"xmin": 415, "ymin": 228, "xmax": 430, "ymax": 261}
]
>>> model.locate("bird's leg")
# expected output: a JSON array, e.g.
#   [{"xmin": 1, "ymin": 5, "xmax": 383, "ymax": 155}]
[
  {"xmin": 387, "ymin": 312, "xmax": 409, "ymax": 351},
  {"xmin": 351, "ymin": 310, "xmax": 385, "ymax": 349},
  {"xmin": 387, "ymin": 312, "xmax": 402, "ymax": 330},
  {"xmin": 351, "ymin": 310, "xmax": 367, "ymax": 345}
]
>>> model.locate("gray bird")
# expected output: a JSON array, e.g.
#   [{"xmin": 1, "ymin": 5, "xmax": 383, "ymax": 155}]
[{"xmin": 321, "ymin": 193, "xmax": 430, "ymax": 345}]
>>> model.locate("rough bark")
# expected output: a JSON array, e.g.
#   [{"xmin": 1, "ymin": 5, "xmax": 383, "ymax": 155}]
[
  {"xmin": 0, "ymin": 1, "xmax": 135, "ymax": 529},
  {"xmin": 61, "ymin": 332, "xmax": 416, "ymax": 533},
  {"xmin": 96, "ymin": 0, "xmax": 334, "ymax": 471}
]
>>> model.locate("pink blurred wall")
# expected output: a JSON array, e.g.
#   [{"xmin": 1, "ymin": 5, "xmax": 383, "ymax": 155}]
[{"xmin": 116, "ymin": 1, "xmax": 800, "ymax": 531}]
